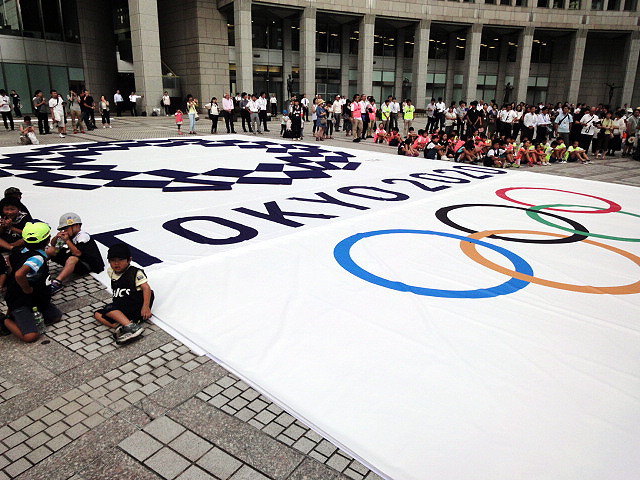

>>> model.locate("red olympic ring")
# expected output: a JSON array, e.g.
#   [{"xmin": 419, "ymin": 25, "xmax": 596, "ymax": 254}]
[{"xmin": 495, "ymin": 187, "xmax": 622, "ymax": 214}]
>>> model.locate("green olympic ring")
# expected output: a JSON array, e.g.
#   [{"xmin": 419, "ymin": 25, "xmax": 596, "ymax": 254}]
[{"xmin": 526, "ymin": 204, "xmax": 640, "ymax": 242}]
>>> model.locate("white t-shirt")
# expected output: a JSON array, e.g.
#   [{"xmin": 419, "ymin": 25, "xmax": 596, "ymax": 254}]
[
  {"xmin": 0, "ymin": 95, "xmax": 10, "ymax": 112},
  {"xmin": 580, "ymin": 114, "xmax": 599, "ymax": 136},
  {"xmin": 270, "ymin": 97, "xmax": 277, "ymax": 104},
  {"xmin": 257, "ymin": 97, "xmax": 267, "ymax": 111},
  {"xmin": 436, "ymin": 101, "xmax": 446, "ymax": 113},
  {"xmin": 129, "ymin": 94, "xmax": 141, "ymax": 103},
  {"xmin": 390, "ymin": 101, "xmax": 400, "ymax": 114},
  {"xmin": 301, "ymin": 98, "xmax": 309, "ymax": 107},
  {"xmin": 49, "ymin": 97, "xmax": 65, "ymax": 119},
  {"xmin": 247, "ymin": 100, "xmax": 259, "ymax": 113},
  {"xmin": 426, "ymin": 103, "xmax": 436, "ymax": 118},
  {"xmin": 162, "ymin": 95, "xmax": 170, "ymax": 106}
]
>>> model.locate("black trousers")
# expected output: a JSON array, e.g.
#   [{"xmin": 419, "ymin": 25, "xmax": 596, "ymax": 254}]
[
  {"xmin": 36, "ymin": 112, "xmax": 50, "ymax": 134},
  {"xmin": 116, "ymin": 102, "xmax": 123, "ymax": 116},
  {"xmin": 210, "ymin": 114, "xmax": 218, "ymax": 133},
  {"xmin": 1, "ymin": 111, "xmax": 14, "ymax": 130},
  {"xmin": 240, "ymin": 110, "xmax": 251, "ymax": 132},
  {"xmin": 427, "ymin": 116, "xmax": 438, "ymax": 133},
  {"xmin": 223, "ymin": 111, "xmax": 235, "ymax": 133},
  {"xmin": 259, "ymin": 110, "xmax": 268, "ymax": 131},
  {"xmin": 13, "ymin": 104, "xmax": 21, "ymax": 116}
]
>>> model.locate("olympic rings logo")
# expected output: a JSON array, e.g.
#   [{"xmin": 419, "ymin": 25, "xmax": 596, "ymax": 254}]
[{"xmin": 334, "ymin": 187, "xmax": 640, "ymax": 298}]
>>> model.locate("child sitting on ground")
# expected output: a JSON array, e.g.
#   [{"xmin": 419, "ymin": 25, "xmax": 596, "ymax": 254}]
[
  {"xmin": 373, "ymin": 123, "xmax": 387, "ymax": 143},
  {"xmin": 19, "ymin": 116, "xmax": 39, "ymax": 145},
  {"xmin": 566, "ymin": 140, "xmax": 590, "ymax": 164},
  {"xmin": 0, "ymin": 197, "xmax": 31, "ymax": 253},
  {"xmin": 554, "ymin": 138, "xmax": 567, "ymax": 163},
  {"xmin": 387, "ymin": 128, "xmax": 401, "ymax": 147},
  {"xmin": 3, "ymin": 222, "xmax": 62, "ymax": 343},
  {"xmin": 48, "ymin": 213, "xmax": 105, "ymax": 295},
  {"xmin": 94, "ymin": 243, "xmax": 154, "ymax": 344}
]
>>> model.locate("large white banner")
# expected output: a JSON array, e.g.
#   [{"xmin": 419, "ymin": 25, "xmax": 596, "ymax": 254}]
[{"xmin": 2, "ymin": 136, "xmax": 639, "ymax": 480}]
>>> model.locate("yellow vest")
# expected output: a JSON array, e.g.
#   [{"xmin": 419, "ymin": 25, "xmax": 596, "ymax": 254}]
[
  {"xmin": 404, "ymin": 105, "xmax": 415, "ymax": 120},
  {"xmin": 382, "ymin": 104, "xmax": 391, "ymax": 120}
]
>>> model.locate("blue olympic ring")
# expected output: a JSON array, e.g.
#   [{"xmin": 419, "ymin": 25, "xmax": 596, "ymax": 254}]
[{"xmin": 334, "ymin": 229, "xmax": 533, "ymax": 298}]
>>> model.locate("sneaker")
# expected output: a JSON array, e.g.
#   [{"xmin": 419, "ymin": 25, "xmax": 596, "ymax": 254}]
[
  {"xmin": 109, "ymin": 125, "xmax": 112, "ymax": 128},
  {"xmin": 112, "ymin": 325, "xmax": 123, "ymax": 340},
  {"xmin": 49, "ymin": 279, "xmax": 64, "ymax": 295},
  {"xmin": 59, "ymin": 134, "xmax": 65, "ymax": 138},
  {"xmin": 115, "ymin": 323, "xmax": 144, "ymax": 344},
  {"xmin": 103, "ymin": 125, "xmax": 106, "ymax": 128},
  {"xmin": 81, "ymin": 130, "xmax": 85, "ymax": 134}
]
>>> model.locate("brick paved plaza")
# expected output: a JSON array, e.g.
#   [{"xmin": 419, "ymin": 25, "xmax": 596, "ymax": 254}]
[{"xmin": 0, "ymin": 116, "xmax": 638, "ymax": 480}]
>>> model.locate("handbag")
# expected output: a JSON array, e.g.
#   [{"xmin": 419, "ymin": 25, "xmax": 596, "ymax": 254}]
[{"xmin": 195, "ymin": 113, "xmax": 199, "ymax": 121}]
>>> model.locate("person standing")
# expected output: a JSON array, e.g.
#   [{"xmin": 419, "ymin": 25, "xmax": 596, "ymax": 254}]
[
  {"xmin": 351, "ymin": 94, "xmax": 363, "ymax": 141},
  {"xmin": 48, "ymin": 90, "xmax": 66, "ymax": 138},
  {"xmin": 99, "ymin": 95, "xmax": 111, "ymax": 128},
  {"xmin": 536, "ymin": 107, "xmax": 551, "ymax": 144},
  {"xmin": 333, "ymin": 95, "xmax": 342, "ymax": 132},
  {"xmin": 10, "ymin": 90, "xmax": 21, "ymax": 117},
  {"xmin": 425, "ymin": 98, "xmax": 437, "ymax": 133},
  {"xmin": 578, "ymin": 107, "xmax": 599, "ymax": 152},
  {"xmin": 239, "ymin": 93, "xmax": 251, "ymax": 132},
  {"xmin": 301, "ymin": 94, "xmax": 310, "ymax": 121},
  {"xmin": 402, "ymin": 99, "xmax": 415, "ymax": 137},
  {"xmin": 206, "ymin": 96, "xmax": 219, "ymax": 134},
  {"xmin": 270, "ymin": 94, "xmax": 278, "ymax": 116},
  {"xmin": 290, "ymin": 99, "xmax": 303, "ymax": 140},
  {"xmin": 247, "ymin": 94, "xmax": 261, "ymax": 134},
  {"xmin": 381, "ymin": 99, "xmax": 391, "ymax": 133},
  {"xmin": 554, "ymin": 106, "xmax": 572, "ymax": 147},
  {"xmin": 81, "ymin": 89, "xmax": 96, "ymax": 130},
  {"xmin": 67, "ymin": 90, "xmax": 83, "ymax": 133},
  {"xmin": 129, "ymin": 91, "xmax": 142, "ymax": 116},
  {"xmin": 258, "ymin": 92, "xmax": 269, "ymax": 132},
  {"xmin": 162, "ymin": 91, "xmax": 171, "ymax": 116},
  {"xmin": 186, "ymin": 94, "xmax": 198, "ymax": 134},
  {"xmin": 522, "ymin": 106, "xmax": 537, "ymax": 142},
  {"xmin": 222, "ymin": 93, "xmax": 235, "ymax": 133},
  {"xmin": 0, "ymin": 90, "xmax": 14, "ymax": 131},
  {"xmin": 32, "ymin": 90, "xmax": 50, "ymax": 135},
  {"xmin": 389, "ymin": 96, "xmax": 400, "ymax": 131},
  {"xmin": 114, "ymin": 90, "xmax": 124, "ymax": 117},
  {"xmin": 435, "ymin": 97, "xmax": 446, "ymax": 131}
]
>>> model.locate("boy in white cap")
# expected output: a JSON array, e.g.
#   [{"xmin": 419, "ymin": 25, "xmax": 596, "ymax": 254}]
[{"xmin": 48, "ymin": 212, "xmax": 104, "ymax": 294}]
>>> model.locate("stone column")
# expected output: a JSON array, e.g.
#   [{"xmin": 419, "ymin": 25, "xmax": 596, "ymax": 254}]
[
  {"xmin": 394, "ymin": 29, "xmax": 405, "ymax": 99},
  {"xmin": 565, "ymin": 29, "xmax": 587, "ymax": 104},
  {"xmin": 357, "ymin": 14, "xmax": 375, "ymax": 94},
  {"xmin": 621, "ymin": 31, "xmax": 640, "ymax": 107},
  {"xmin": 299, "ymin": 7, "xmax": 316, "ymax": 97},
  {"xmin": 411, "ymin": 19, "xmax": 430, "ymax": 109},
  {"xmin": 234, "ymin": 0, "xmax": 253, "ymax": 95},
  {"xmin": 128, "ymin": 0, "xmax": 164, "ymax": 114},
  {"xmin": 76, "ymin": 0, "xmax": 118, "ymax": 97},
  {"xmin": 513, "ymin": 26, "xmax": 534, "ymax": 104},
  {"xmin": 495, "ymin": 36, "xmax": 509, "ymax": 104},
  {"xmin": 340, "ymin": 24, "xmax": 351, "ymax": 97},
  {"xmin": 462, "ymin": 23, "xmax": 482, "ymax": 103},
  {"xmin": 444, "ymin": 31, "xmax": 456, "ymax": 103},
  {"xmin": 283, "ymin": 18, "xmax": 292, "ymax": 102}
]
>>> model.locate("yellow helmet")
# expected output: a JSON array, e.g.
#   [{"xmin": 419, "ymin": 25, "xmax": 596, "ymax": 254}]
[{"xmin": 22, "ymin": 222, "xmax": 51, "ymax": 244}]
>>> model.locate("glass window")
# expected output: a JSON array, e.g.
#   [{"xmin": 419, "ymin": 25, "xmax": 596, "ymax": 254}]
[
  {"xmin": 382, "ymin": 71, "xmax": 395, "ymax": 82},
  {"xmin": 452, "ymin": 87, "xmax": 462, "ymax": 103},
  {"xmin": 291, "ymin": 25, "xmax": 299, "ymax": 51},
  {"xmin": 505, "ymin": 75, "xmax": 514, "ymax": 85},
  {"xmin": 404, "ymin": 38, "xmax": 414, "ymax": 58},
  {"xmin": 434, "ymin": 73, "xmax": 446, "ymax": 84},
  {"xmin": 477, "ymin": 74, "xmax": 486, "ymax": 85},
  {"xmin": 373, "ymin": 70, "xmax": 382, "ymax": 82},
  {"xmin": 383, "ymin": 34, "xmax": 395, "ymax": 57},
  {"xmin": 428, "ymin": 32, "xmax": 448, "ymax": 59},
  {"xmin": 531, "ymin": 38, "xmax": 553, "ymax": 63},
  {"xmin": 485, "ymin": 75, "xmax": 497, "ymax": 85},
  {"xmin": 485, "ymin": 0, "xmax": 496, "ymax": 4},
  {"xmin": 68, "ymin": 67, "xmax": 84, "ymax": 81},
  {"xmin": 41, "ymin": 0, "xmax": 62, "ymax": 41},
  {"xmin": 538, "ymin": 0, "xmax": 549, "ymax": 6},
  {"xmin": 49, "ymin": 65, "xmax": 68, "ymax": 95},
  {"xmin": 3, "ymin": 63, "xmax": 29, "ymax": 108},
  {"xmin": 426, "ymin": 73, "xmax": 434, "ymax": 83},
  {"xmin": 454, "ymin": 74, "xmax": 464, "ymax": 85},
  {"xmin": 373, "ymin": 33, "xmax": 383, "ymax": 56},
  {"xmin": 607, "ymin": 0, "xmax": 620, "ymax": 8},
  {"xmin": 252, "ymin": 18, "xmax": 267, "ymax": 48},
  {"xmin": 228, "ymin": 21, "xmax": 235, "ymax": 46},
  {"xmin": 328, "ymin": 27, "xmax": 340, "ymax": 54},
  {"xmin": 61, "ymin": 0, "xmax": 79, "ymax": 42},
  {"xmin": 624, "ymin": 0, "xmax": 637, "ymax": 8},
  {"xmin": 536, "ymin": 76, "xmax": 548, "ymax": 87},
  {"xmin": 515, "ymin": 0, "xmax": 528, "ymax": 5},
  {"xmin": 0, "ymin": 0, "xmax": 21, "ymax": 36},
  {"xmin": 28, "ymin": 64, "xmax": 50, "ymax": 100},
  {"xmin": 349, "ymin": 70, "xmax": 357, "ymax": 82},
  {"xmin": 19, "ymin": 0, "xmax": 43, "ymax": 38},
  {"xmin": 500, "ymin": 0, "xmax": 512, "ymax": 5},
  {"xmin": 569, "ymin": 0, "xmax": 582, "ymax": 8},
  {"xmin": 553, "ymin": 0, "xmax": 565, "ymax": 6},
  {"xmin": 317, "ymin": 27, "xmax": 328, "ymax": 53},
  {"xmin": 455, "ymin": 36, "xmax": 465, "ymax": 61},
  {"xmin": 591, "ymin": 0, "xmax": 603, "ymax": 8},
  {"xmin": 350, "ymin": 30, "xmax": 359, "ymax": 55},
  {"xmin": 527, "ymin": 76, "xmax": 536, "ymax": 87}
]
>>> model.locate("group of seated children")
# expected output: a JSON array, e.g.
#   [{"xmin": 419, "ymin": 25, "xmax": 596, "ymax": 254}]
[
  {"xmin": 374, "ymin": 124, "xmax": 592, "ymax": 167},
  {"xmin": 0, "ymin": 189, "xmax": 153, "ymax": 345}
]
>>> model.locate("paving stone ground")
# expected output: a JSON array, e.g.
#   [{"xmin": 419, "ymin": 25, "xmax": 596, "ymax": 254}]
[{"xmin": 0, "ymin": 116, "xmax": 638, "ymax": 480}]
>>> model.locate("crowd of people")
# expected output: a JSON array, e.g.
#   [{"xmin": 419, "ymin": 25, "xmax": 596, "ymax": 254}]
[
  {"xmin": 3, "ymin": 85, "xmax": 640, "ymax": 166},
  {"xmin": 272, "ymin": 94, "xmax": 640, "ymax": 166},
  {"xmin": 0, "ymin": 187, "xmax": 153, "ymax": 345}
]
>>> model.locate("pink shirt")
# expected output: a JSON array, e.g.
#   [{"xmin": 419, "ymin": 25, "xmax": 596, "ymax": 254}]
[
  {"xmin": 222, "ymin": 98, "xmax": 234, "ymax": 111},
  {"xmin": 351, "ymin": 102, "xmax": 361, "ymax": 118}
]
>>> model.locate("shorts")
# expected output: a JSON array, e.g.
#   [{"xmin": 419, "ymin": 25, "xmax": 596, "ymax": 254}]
[
  {"xmin": 50, "ymin": 250, "xmax": 91, "ymax": 275},
  {"xmin": 9, "ymin": 304, "xmax": 62, "ymax": 335},
  {"xmin": 96, "ymin": 292, "xmax": 154, "ymax": 323},
  {"xmin": 53, "ymin": 112, "xmax": 63, "ymax": 123}
]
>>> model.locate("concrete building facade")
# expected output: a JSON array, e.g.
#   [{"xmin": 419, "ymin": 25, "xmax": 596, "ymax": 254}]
[{"xmin": 1, "ymin": 0, "xmax": 639, "ymax": 114}]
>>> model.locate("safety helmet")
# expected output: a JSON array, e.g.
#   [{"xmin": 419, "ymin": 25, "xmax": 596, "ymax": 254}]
[
  {"xmin": 57, "ymin": 212, "xmax": 82, "ymax": 230},
  {"xmin": 22, "ymin": 222, "xmax": 51, "ymax": 244}
]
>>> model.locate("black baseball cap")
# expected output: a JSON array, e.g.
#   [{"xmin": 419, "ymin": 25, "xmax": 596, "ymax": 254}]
[{"xmin": 107, "ymin": 243, "xmax": 131, "ymax": 260}]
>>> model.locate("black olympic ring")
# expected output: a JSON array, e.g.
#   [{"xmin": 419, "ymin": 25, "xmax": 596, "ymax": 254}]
[{"xmin": 435, "ymin": 203, "xmax": 591, "ymax": 244}]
